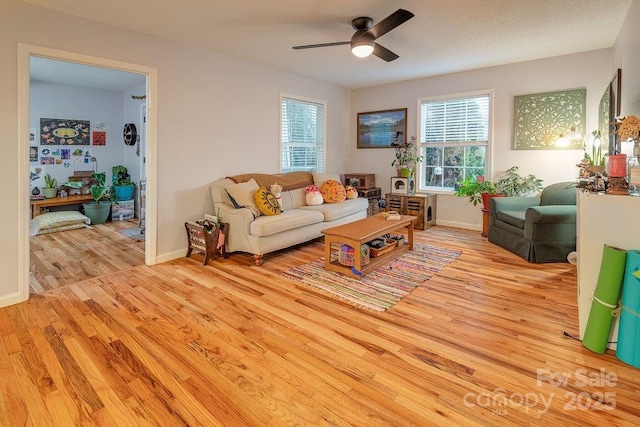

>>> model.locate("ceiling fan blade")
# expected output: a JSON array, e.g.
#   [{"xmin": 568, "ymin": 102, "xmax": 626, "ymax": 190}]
[
  {"xmin": 292, "ymin": 41, "xmax": 350, "ymax": 50},
  {"xmin": 369, "ymin": 9, "xmax": 415, "ymax": 39},
  {"xmin": 373, "ymin": 43, "xmax": 399, "ymax": 62}
]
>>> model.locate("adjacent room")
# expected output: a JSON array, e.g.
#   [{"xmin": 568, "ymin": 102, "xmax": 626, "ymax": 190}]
[
  {"xmin": 2, "ymin": 0, "xmax": 640, "ymax": 425},
  {"xmin": 28, "ymin": 57, "xmax": 148, "ymax": 293}
]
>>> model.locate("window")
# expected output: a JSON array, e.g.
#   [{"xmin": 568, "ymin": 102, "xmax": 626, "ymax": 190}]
[
  {"xmin": 280, "ymin": 94, "xmax": 326, "ymax": 173},
  {"xmin": 417, "ymin": 90, "xmax": 491, "ymax": 191}
]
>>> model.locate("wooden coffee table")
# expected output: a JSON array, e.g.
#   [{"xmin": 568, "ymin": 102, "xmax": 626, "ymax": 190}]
[{"xmin": 321, "ymin": 213, "xmax": 416, "ymax": 280}]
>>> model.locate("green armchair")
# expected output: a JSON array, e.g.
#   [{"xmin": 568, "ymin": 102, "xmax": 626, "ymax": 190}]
[{"xmin": 488, "ymin": 182, "xmax": 577, "ymax": 263}]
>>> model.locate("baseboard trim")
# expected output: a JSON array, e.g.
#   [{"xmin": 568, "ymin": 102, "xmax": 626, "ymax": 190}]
[
  {"xmin": 0, "ymin": 291, "xmax": 27, "ymax": 309},
  {"xmin": 435, "ymin": 220, "xmax": 481, "ymax": 232},
  {"xmin": 156, "ymin": 248, "xmax": 186, "ymax": 264}
]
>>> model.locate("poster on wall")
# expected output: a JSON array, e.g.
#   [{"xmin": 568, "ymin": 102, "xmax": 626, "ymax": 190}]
[
  {"xmin": 30, "ymin": 166, "xmax": 45, "ymax": 192},
  {"xmin": 92, "ymin": 131, "xmax": 106, "ymax": 146},
  {"xmin": 40, "ymin": 118, "xmax": 90, "ymax": 145},
  {"xmin": 29, "ymin": 146, "xmax": 38, "ymax": 163}
]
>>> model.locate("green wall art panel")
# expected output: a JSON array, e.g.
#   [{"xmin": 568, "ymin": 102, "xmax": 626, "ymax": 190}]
[{"xmin": 513, "ymin": 88, "xmax": 586, "ymax": 150}]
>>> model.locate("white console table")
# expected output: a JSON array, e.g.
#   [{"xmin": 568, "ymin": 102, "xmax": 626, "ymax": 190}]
[{"xmin": 577, "ymin": 191, "xmax": 640, "ymax": 350}]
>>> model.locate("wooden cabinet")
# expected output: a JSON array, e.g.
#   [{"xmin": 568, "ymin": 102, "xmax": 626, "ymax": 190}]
[
  {"xmin": 357, "ymin": 187, "xmax": 382, "ymax": 216},
  {"xmin": 385, "ymin": 193, "xmax": 436, "ymax": 230}
]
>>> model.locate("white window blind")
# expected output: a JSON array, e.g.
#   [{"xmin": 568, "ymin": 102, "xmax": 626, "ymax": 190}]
[
  {"xmin": 421, "ymin": 94, "xmax": 489, "ymax": 144},
  {"xmin": 418, "ymin": 91, "xmax": 492, "ymax": 190},
  {"xmin": 280, "ymin": 95, "xmax": 325, "ymax": 173}
]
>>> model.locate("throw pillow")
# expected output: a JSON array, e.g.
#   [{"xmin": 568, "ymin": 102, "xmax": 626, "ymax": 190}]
[
  {"xmin": 345, "ymin": 185, "xmax": 359, "ymax": 199},
  {"xmin": 305, "ymin": 185, "xmax": 323, "ymax": 206},
  {"xmin": 312, "ymin": 172, "xmax": 341, "ymax": 188},
  {"xmin": 320, "ymin": 179, "xmax": 346, "ymax": 203},
  {"xmin": 225, "ymin": 178, "xmax": 261, "ymax": 217},
  {"xmin": 254, "ymin": 187, "xmax": 282, "ymax": 216}
]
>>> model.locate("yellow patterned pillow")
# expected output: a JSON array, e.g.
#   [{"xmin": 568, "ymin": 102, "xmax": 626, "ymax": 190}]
[
  {"xmin": 320, "ymin": 179, "xmax": 346, "ymax": 203},
  {"xmin": 254, "ymin": 187, "xmax": 282, "ymax": 216}
]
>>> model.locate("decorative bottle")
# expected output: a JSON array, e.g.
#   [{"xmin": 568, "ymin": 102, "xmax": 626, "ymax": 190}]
[{"xmin": 628, "ymin": 140, "xmax": 640, "ymax": 196}]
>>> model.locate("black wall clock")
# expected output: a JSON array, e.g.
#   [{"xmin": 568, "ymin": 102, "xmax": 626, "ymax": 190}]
[{"xmin": 123, "ymin": 123, "xmax": 137, "ymax": 146}]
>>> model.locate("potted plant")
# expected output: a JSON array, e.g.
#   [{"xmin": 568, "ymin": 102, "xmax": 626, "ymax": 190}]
[
  {"xmin": 42, "ymin": 173, "xmax": 58, "ymax": 198},
  {"xmin": 82, "ymin": 172, "xmax": 112, "ymax": 224},
  {"xmin": 391, "ymin": 136, "xmax": 423, "ymax": 177},
  {"xmin": 583, "ymin": 130, "xmax": 605, "ymax": 173},
  {"xmin": 455, "ymin": 166, "xmax": 543, "ymax": 209},
  {"xmin": 454, "ymin": 176, "xmax": 499, "ymax": 208},
  {"xmin": 494, "ymin": 166, "xmax": 543, "ymax": 196},
  {"xmin": 112, "ymin": 165, "xmax": 135, "ymax": 201}
]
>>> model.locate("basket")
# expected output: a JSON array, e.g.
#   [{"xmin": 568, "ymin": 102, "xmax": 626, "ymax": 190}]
[
  {"xmin": 338, "ymin": 243, "xmax": 370, "ymax": 266},
  {"xmin": 369, "ymin": 239, "xmax": 398, "ymax": 257}
]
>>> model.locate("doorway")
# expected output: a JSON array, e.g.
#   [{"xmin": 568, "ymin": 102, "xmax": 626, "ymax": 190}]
[{"xmin": 18, "ymin": 44, "xmax": 158, "ymax": 300}]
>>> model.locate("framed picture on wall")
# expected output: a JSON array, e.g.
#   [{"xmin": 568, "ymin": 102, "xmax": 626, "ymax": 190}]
[
  {"xmin": 40, "ymin": 118, "xmax": 90, "ymax": 145},
  {"xmin": 357, "ymin": 108, "xmax": 407, "ymax": 148}
]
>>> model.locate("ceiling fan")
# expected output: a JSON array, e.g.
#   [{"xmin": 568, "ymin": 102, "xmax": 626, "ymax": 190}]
[{"xmin": 292, "ymin": 9, "xmax": 415, "ymax": 62}]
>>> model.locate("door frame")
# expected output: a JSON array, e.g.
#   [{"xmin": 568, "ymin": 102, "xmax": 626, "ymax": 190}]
[{"xmin": 18, "ymin": 43, "xmax": 158, "ymax": 302}]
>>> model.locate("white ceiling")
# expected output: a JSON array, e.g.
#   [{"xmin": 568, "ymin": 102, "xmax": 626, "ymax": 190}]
[
  {"xmin": 30, "ymin": 57, "xmax": 146, "ymax": 91},
  {"xmin": 23, "ymin": 0, "xmax": 632, "ymax": 89}
]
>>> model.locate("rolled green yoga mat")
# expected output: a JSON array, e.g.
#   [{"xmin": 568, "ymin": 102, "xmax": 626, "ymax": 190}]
[
  {"xmin": 583, "ymin": 245, "xmax": 627, "ymax": 354},
  {"xmin": 617, "ymin": 250, "xmax": 640, "ymax": 367}
]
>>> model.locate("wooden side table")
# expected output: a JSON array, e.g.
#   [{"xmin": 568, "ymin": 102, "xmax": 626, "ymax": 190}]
[
  {"xmin": 357, "ymin": 187, "xmax": 382, "ymax": 216},
  {"xmin": 30, "ymin": 194, "xmax": 94, "ymax": 218},
  {"xmin": 385, "ymin": 193, "xmax": 437, "ymax": 230},
  {"xmin": 185, "ymin": 221, "xmax": 228, "ymax": 265},
  {"xmin": 481, "ymin": 208, "xmax": 490, "ymax": 237}
]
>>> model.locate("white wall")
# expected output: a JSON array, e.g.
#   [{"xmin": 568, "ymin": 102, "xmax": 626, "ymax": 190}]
[
  {"xmin": 614, "ymin": 0, "xmax": 640, "ymax": 117},
  {"xmin": 30, "ymin": 81, "xmax": 126, "ymax": 186},
  {"xmin": 349, "ymin": 49, "xmax": 613, "ymax": 230},
  {"xmin": 123, "ymin": 83, "xmax": 147, "ymax": 188},
  {"xmin": 0, "ymin": 0, "xmax": 350, "ymax": 306}
]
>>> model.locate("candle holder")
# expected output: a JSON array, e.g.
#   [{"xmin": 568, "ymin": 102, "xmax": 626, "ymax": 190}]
[{"xmin": 606, "ymin": 154, "xmax": 628, "ymax": 195}]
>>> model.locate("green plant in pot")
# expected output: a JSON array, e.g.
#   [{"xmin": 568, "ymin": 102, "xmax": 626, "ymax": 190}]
[
  {"xmin": 42, "ymin": 173, "xmax": 58, "ymax": 198},
  {"xmin": 454, "ymin": 176, "xmax": 498, "ymax": 207},
  {"xmin": 455, "ymin": 166, "xmax": 543, "ymax": 209},
  {"xmin": 112, "ymin": 165, "xmax": 135, "ymax": 201},
  {"xmin": 495, "ymin": 166, "xmax": 543, "ymax": 196},
  {"xmin": 391, "ymin": 136, "xmax": 423, "ymax": 177},
  {"xmin": 82, "ymin": 172, "xmax": 112, "ymax": 224}
]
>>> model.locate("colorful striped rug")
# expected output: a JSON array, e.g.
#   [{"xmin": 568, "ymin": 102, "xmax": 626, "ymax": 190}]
[{"xmin": 283, "ymin": 243, "xmax": 461, "ymax": 312}]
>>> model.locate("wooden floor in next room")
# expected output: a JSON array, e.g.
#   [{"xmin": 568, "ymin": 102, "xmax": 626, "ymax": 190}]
[{"xmin": 29, "ymin": 219, "xmax": 145, "ymax": 294}]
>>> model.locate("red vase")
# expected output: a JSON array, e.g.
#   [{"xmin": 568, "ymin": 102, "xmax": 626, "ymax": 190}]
[{"xmin": 481, "ymin": 193, "xmax": 504, "ymax": 210}]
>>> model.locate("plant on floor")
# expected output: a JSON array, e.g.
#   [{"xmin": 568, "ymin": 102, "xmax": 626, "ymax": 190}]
[
  {"xmin": 89, "ymin": 172, "xmax": 108, "ymax": 203},
  {"xmin": 455, "ymin": 166, "xmax": 543, "ymax": 206},
  {"xmin": 454, "ymin": 177, "xmax": 498, "ymax": 206},
  {"xmin": 495, "ymin": 166, "xmax": 543, "ymax": 196}
]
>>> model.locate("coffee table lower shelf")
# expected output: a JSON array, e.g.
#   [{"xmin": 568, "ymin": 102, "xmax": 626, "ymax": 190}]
[
  {"xmin": 325, "ymin": 243, "xmax": 411, "ymax": 278},
  {"xmin": 322, "ymin": 214, "xmax": 415, "ymax": 280}
]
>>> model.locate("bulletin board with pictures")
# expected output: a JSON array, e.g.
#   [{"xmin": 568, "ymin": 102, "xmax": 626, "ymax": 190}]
[{"xmin": 29, "ymin": 118, "xmax": 107, "ymax": 195}]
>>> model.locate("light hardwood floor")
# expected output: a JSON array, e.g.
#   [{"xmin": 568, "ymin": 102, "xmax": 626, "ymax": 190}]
[
  {"xmin": 29, "ymin": 220, "xmax": 145, "ymax": 293},
  {"xmin": 7, "ymin": 225, "xmax": 638, "ymax": 425}
]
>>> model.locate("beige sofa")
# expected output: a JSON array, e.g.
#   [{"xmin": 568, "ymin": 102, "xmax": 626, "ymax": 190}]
[{"xmin": 210, "ymin": 171, "xmax": 368, "ymax": 265}]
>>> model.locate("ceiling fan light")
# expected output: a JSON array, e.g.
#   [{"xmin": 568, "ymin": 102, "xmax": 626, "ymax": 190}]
[{"xmin": 351, "ymin": 42, "xmax": 374, "ymax": 58}]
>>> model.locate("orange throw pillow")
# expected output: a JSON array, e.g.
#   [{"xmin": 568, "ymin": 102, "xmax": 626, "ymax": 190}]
[{"xmin": 320, "ymin": 179, "xmax": 346, "ymax": 203}]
